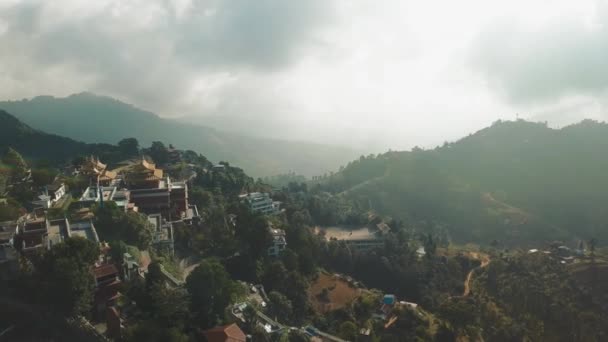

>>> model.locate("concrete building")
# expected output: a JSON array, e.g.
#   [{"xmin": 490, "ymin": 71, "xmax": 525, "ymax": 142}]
[
  {"xmin": 268, "ymin": 228, "xmax": 287, "ymax": 257},
  {"xmin": 147, "ymin": 213, "xmax": 174, "ymax": 255},
  {"xmin": 240, "ymin": 192, "xmax": 280, "ymax": 215},
  {"xmin": 31, "ymin": 181, "xmax": 67, "ymax": 209},
  {"xmin": 322, "ymin": 227, "xmax": 385, "ymax": 252},
  {"xmin": 79, "ymin": 186, "xmax": 132, "ymax": 212}
]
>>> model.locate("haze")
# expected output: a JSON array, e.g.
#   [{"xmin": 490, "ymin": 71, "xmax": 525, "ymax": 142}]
[{"xmin": 1, "ymin": 0, "xmax": 607, "ymax": 152}]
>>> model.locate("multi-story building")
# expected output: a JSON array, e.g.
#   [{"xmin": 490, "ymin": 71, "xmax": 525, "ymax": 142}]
[
  {"xmin": 240, "ymin": 192, "xmax": 280, "ymax": 215},
  {"xmin": 268, "ymin": 228, "xmax": 287, "ymax": 257},
  {"xmin": 323, "ymin": 227, "xmax": 385, "ymax": 253},
  {"xmin": 80, "ymin": 156, "xmax": 117, "ymax": 186}
]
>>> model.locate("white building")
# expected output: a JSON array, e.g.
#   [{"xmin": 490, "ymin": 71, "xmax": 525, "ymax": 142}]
[
  {"xmin": 31, "ymin": 181, "xmax": 67, "ymax": 209},
  {"xmin": 268, "ymin": 228, "xmax": 287, "ymax": 257},
  {"xmin": 240, "ymin": 192, "xmax": 280, "ymax": 215}
]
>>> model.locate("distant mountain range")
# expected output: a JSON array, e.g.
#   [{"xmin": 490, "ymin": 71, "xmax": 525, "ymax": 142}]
[
  {"xmin": 318, "ymin": 119, "xmax": 608, "ymax": 245},
  {"xmin": 0, "ymin": 93, "xmax": 360, "ymax": 177}
]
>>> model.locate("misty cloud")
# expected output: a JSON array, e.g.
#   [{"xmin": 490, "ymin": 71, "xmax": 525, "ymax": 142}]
[
  {"xmin": 472, "ymin": 5, "xmax": 608, "ymax": 105},
  {"xmin": 1, "ymin": 0, "xmax": 606, "ymax": 152},
  {"xmin": 0, "ymin": 0, "xmax": 332, "ymax": 113}
]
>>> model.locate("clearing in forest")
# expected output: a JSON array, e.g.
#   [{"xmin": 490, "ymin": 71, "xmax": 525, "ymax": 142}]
[{"xmin": 308, "ymin": 272, "xmax": 363, "ymax": 314}]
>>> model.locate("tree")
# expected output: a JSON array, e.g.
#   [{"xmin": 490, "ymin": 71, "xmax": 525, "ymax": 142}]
[
  {"xmin": 2, "ymin": 147, "xmax": 28, "ymax": 183},
  {"xmin": 31, "ymin": 167, "xmax": 58, "ymax": 187},
  {"xmin": 118, "ymin": 138, "xmax": 140, "ymax": 157},
  {"xmin": 267, "ymin": 291, "xmax": 293, "ymax": 323},
  {"xmin": 338, "ymin": 321, "xmax": 358, "ymax": 341},
  {"xmin": 124, "ymin": 321, "xmax": 189, "ymax": 342},
  {"xmin": 147, "ymin": 282, "xmax": 190, "ymax": 323},
  {"xmin": 251, "ymin": 326, "xmax": 271, "ymax": 342},
  {"xmin": 288, "ymin": 330, "xmax": 309, "ymax": 342},
  {"xmin": 424, "ymin": 233, "xmax": 437, "ymax": 259},
  {"xmin": 186, "ymin": 259, "xmax": 243, "ymax": 328},
  {"xmin": 94, "ymin": 202, "xmax": 153, "ymax": 249},
  {"xmin": 109, "ymin": 240, "xmax": 128, "ymax": 267},
  {"xmin": 32, "ymin": 237, "xmax": 100, "ymax": 317},
  {"xmin": 243, "ymin": 305, "xmax": 257, "ymax": 332},
  {"xmin": 149, "ymin": 141, "xmax": 169, "ymax": 165},
  {"xmin": 0, "ymin": 198, "xmax": 21, "ymax": 221},
  {"xmin": 146, "ymin": 262, "xmax": 165, "ymax": 288}
]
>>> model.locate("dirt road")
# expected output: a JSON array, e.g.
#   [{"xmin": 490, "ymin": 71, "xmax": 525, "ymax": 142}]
[{"xmin": 462, "ymin": 252, "xmax": 490, "ymax": 297}]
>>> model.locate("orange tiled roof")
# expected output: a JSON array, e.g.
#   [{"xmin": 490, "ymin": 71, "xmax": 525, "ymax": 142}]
[
  {"xmin": 99, "ymin": 170, "xmax": 117, "ymax": 180},
  {"xmin": 202, "ymin": 323, "xmax": 246, "ymax": 342},
  {"xmin": 93, "ymin": 264, "xmax": 119, "ymax": 279}
]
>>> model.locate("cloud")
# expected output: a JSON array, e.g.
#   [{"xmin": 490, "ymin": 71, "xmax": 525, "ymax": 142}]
[
  {"xmin": 471, "ymin": 4, "xmax": 608, "ymax": 105},
  {"xmin": 0, "ymin": 0, "xmax": 333, "ymax": 114}
]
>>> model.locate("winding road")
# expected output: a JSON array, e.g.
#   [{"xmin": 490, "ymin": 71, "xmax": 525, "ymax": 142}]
[{"xmin": 461, "ymin": 252, "xmax": 491, "ymax": 297}]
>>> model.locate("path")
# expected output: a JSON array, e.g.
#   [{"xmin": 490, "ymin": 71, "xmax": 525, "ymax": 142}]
[
  {"xmin": 179, "ymin": 256, "xmax": 202, "ymax": 281},
  {"xmin": 461, "ymin": 252, "xmax": 490, "ymax": 297}
]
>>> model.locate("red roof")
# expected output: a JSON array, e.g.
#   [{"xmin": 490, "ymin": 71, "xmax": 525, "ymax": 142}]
[
  {"xmin": 202, "ymin": 323, "xmax": 246, "ymax": 342},
  {"xmin": 93, "ymin": 264, "xmax": 119, "ymax": 279}
]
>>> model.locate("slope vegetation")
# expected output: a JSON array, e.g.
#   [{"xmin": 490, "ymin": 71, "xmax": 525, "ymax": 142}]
[
  {"xmin": 316, "ymin": 119, "xmax": 608, "ymax": 245},
  {"xmin": 0, "ymin": 93, "xmax": 359, "ymax": 176}
]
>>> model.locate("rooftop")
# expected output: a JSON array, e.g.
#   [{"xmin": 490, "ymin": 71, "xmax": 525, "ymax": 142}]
[
  {"xmin": 322, "ymin": 226, "xmax": 381, "ymax": 241},
  {"xmin": 70, "ymin": 221, "xmax": 100, "ymax": 243},
  {"xmin": 93, "ymin": 264, "xmax": 119, "ymax": 279},
  {"xmin": 202, "ymin": 323, "xmax": 246, "ymax": 342}
]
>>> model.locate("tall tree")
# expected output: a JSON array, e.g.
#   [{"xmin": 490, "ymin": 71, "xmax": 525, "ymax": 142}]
[
  {"xmin": 185, "ymin": 258, "xmax": 243, "ymax": 328},
  {"xmin": 118, "ymin": 137, "xmax": 140, "ymax": 157},
  {"xmin": 2, "ymin": 147, "xmax": 28, "ymax": 183},
  {"xmin": 31, "ymin": 237, "xmax": 100, "ymax": 317},
  {"xmin": 149, "ymin": 141, "xmax": 169, "ymax": 165}
]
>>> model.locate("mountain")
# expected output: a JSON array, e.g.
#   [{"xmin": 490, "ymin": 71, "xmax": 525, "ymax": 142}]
[
  {"xmin": 316, "ymin": 119, "xmax": 608, "ymax": 245},
  {"xmin": 0, "ymin": 109, "xmax": 91, "ymax": 161},
  {"xmin": 0, "ymin": 93, "xmax": 359, "ymax": 177}
]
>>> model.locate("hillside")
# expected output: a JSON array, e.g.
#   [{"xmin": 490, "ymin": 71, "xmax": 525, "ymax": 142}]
[
  {"xmin": 0, "ymin": 93, "xmax": 359, "ymax": 177},
  {"xmin": 315, "ymin": 119, "xmax": 608, "ymax": 245},
  {"xmin": 0, "ymin": 109, "xmax": 91, "ymax": 162}
]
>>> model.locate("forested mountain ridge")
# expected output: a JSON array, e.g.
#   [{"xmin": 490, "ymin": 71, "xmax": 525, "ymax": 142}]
[
  {"xmin": 0, "ymin": 109, "xmax": 91, "ymax": 161},
  {"xmin": 316, "ymin": 119, "xmax": 608, "ymax": 245},
  {"xmin": 0, "ymin": 93, "xmax": 360, "ymax": 177}
]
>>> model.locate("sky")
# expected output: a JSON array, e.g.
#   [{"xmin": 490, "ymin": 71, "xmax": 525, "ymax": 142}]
[{"xmin": 1, "ymin": 0, "xmax": 607, "ymax": 152}]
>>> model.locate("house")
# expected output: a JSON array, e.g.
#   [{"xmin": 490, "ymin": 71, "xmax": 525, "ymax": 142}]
[
  {"xmin": 127, "ymin": 166, "xmax": 189, "ymax": 219},
  {"xmin": 416, "ymin": 247, "xmax": 426, "ymax": 258},
  {"xmin": 92, "ymin": 263, "xmax": 121, "ymax": 318},
  {"xmin": 79, "ymin": 186, "xmax": 132, "ymax": 212},
  {"xmin": 81, "ymin": 156, "xmax": 117, "ymax": 186},
  {"xmin": 202, "ymin": 323, "xmax": 246, "ymax": 342},
  {"xmin": 322, "ymin": 227, "xmax": 385, "ymax": 252},
  {"xmin": 167, "ymin": 145, "xmax": 182, "ymax": 164},
  {"xmin": 47, "ymin": 218, "xmax": 70, "ymax": 248},
  {"xmin": 69, "ymin": 220, "xmax": 100, "ymax": 244},
  {"xmin": 268, "ymin": 228, "xmax": 287, "ymax": 257},
  {"xmin": 124, "ymin": 158, "xmax": 164, "ymax": 189},
  {"xmin": 46, "ymin": 181, "xmax": 66, "ymax": 203},
  {"xmin": 147, "ymin": 213, "xmax": 174, "ymax": 255},
  {"xmin": 18, "ymin": 217, "xmax": 49, "ymax": 252},
  {"xmin": 31, "ymin": 194, "xmax": 52, "ymax": 209},
  {"xmin": 239, "ymin": 192, "xmax": 280, "ymax": 215},
  {"xmin": 31, "ymin": 180, "xmax": 67, "ymax": 209},
  {"xmin": 122, "ymin": 252, "xmax": 142, "ymax": 281}
]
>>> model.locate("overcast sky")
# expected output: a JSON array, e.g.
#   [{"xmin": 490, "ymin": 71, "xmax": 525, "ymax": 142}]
[{"xmin": 1, "ymin": 0, "xmax": 607, "ymax": 151}]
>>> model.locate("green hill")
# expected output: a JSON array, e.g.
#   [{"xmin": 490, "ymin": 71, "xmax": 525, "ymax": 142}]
[
  {"xmin": 0, "ymin": 109, "xmax": 91, "ymax": 161},
  {"xmin": 0, "ymin": 93, "xmax": 359, "ymax": 177},
  {"xmin": 316, "ymin": 119, "xmax": 608, "ymax": 245}
]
